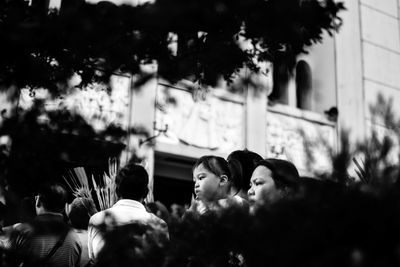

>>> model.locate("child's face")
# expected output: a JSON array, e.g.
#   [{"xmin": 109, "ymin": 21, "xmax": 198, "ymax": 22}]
[{"xmin": 193, "ymin": 163, "xmax": 221, "ymax": 202}]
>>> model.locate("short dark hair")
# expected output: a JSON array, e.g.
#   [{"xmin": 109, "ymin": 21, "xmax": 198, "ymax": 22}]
[
  {"xmin": 255, "ymin": 159, "xmax": 300, "ymax": 191},
  {"xmin": 115, "ymin": 164, "xmax": 149, "ymax": 200},
  {"xmin": 37, "ymin": 183, "xmax": 68, "ymax": 213},
  {"xmin": 68, "ymin": 197, "xmax": 97, "ymax": 230},
  {"xmin": 227, "ymin": 149, "xmax": 263, "ymax": 191},
  {"xmin": 193, "ymin": 155, "xmax": 231, "ymax": 179}
]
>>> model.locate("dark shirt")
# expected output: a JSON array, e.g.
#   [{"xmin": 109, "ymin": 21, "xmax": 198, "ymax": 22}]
[{"xmin": 14, "ymin": 213, "xmax": 82, "ymax": 267}]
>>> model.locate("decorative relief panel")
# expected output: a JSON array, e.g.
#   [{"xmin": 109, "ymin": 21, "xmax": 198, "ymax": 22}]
[
  {"xmin": 266, "ymin": 110, "xmax": 336, "ymax": 175},
  {"xmin": 155, "ymin": 84, "xmax": 244, "ymax": 154},
  {"xmin": 19, "ymin": 74, "xmax": 132, "ymax": 131}
]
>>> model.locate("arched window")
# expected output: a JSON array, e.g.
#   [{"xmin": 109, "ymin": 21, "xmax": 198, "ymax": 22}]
[
  {"xmin": 296, "ymin": 60, "xmax": 312, "ymax": 110},
  {"xmin": 269, "ymin": 58, "xmax": 290, "ymax": 104}
]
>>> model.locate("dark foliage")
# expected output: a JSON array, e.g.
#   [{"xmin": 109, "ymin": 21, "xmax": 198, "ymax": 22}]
[
  {"xmin": 245, "ymin": 183, "xmax": 400, "ymax": 267},
  {"xmin": 80, "ymin": 181, "xmax": 400, "ymax": 267},
  {"xmin": 0, "ymin": 101, "xmax": 125, "ymax": 199},
  {"xmin": 165, "ymin": 205, "xmax": 250, "ymax": 267},
  {"xmin": 0, "ymin": 0, "xmax": 344, "ymax": 92},
  {"xmin": 94, "ymin": 222, "xmax": 169, "ymax": 267}
]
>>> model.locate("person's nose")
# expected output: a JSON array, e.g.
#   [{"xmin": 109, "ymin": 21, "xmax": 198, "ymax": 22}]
[{"xmin": 248, "ymin": 186, "xmax": 254, "ymax": 197}]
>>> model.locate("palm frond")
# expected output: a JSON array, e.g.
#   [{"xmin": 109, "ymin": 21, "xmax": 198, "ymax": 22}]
[
  {"xmin": 92, "ymin": 159, "xmax": 118, "ymax": 210},
  {"xmin": 62, "ymin": 167, "xmax": 91, "ymax": 199},
  {"xmin": 63, "ymin": 158, "xmax": 118, "ymax": 211}
]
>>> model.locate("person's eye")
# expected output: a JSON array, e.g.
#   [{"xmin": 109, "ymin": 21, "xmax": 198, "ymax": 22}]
[{"xmin": 198, "ymin": 176, "xmax": 205, "ymax": 180}]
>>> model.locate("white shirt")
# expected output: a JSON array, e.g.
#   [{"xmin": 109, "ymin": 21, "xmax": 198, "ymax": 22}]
[{"xmin": 87, "ymin": 199, "xmax": 167, "ymax": 259}]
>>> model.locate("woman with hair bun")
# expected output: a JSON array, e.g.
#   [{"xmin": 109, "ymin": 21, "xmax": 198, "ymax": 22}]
[{"xmin": 227, "ymin": 149, "xmax": 262, "ymax": 200}]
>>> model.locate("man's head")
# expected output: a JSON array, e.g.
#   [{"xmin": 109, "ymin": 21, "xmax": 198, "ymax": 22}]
[
  {"xmin": 68, "ymin": 197, "xmax": 97, "ymax": 230},
  {"xmin": 115, "ymin": 164, "xmax": 149, "ymax": 201},
  {"xmin": 35, "ymin": 182, "xmax": 68, "ymax": 215}
]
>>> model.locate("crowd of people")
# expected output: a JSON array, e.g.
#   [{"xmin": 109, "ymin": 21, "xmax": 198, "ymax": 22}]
[{"xmin": 0, "ymin": 149, "xmax": 399, "ymax": 267}]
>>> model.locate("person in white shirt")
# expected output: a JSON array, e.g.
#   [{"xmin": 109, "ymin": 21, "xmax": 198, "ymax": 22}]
[{"xmin": 87, "ymin": 164, "xmax": 168, "ymax": 260}]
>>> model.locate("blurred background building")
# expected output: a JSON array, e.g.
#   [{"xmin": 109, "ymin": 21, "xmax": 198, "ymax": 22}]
[{"xmin": 134, "ymin": 0, "xmax": 400, "ymax": 206}]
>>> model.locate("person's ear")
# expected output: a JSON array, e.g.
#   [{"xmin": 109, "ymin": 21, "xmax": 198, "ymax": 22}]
[
  {"xmin": 65, "ymin": 203, "xmax": 71, "ymax": 216},
  {"xmin": 143, "ymin": 187, "xmax": 149, "ymax": 199},
  {"xmin": 219, "ymin": 175, "xmax": 229, "ymax": 186},
  {"xmin": 35, "ymin": 195, "xmax": 42, "ymax": 208},
  {"xmin": 280, "ymin": 187, "xmax": 294, "ymax": 199}
]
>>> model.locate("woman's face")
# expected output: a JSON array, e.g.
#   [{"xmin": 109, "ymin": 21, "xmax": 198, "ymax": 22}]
[
  {"xmin": 193, "ymin": 163, "xmax": 221, "ymax": 202},
  {"xmin": 248, "ymin": 165, "xmax": 278, "ymax": 205}
]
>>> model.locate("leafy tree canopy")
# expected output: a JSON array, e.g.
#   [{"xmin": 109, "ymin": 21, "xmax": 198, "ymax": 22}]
[{"xmin": 0, "ymin": 0, "xmax": 344, "ymax": 94}]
